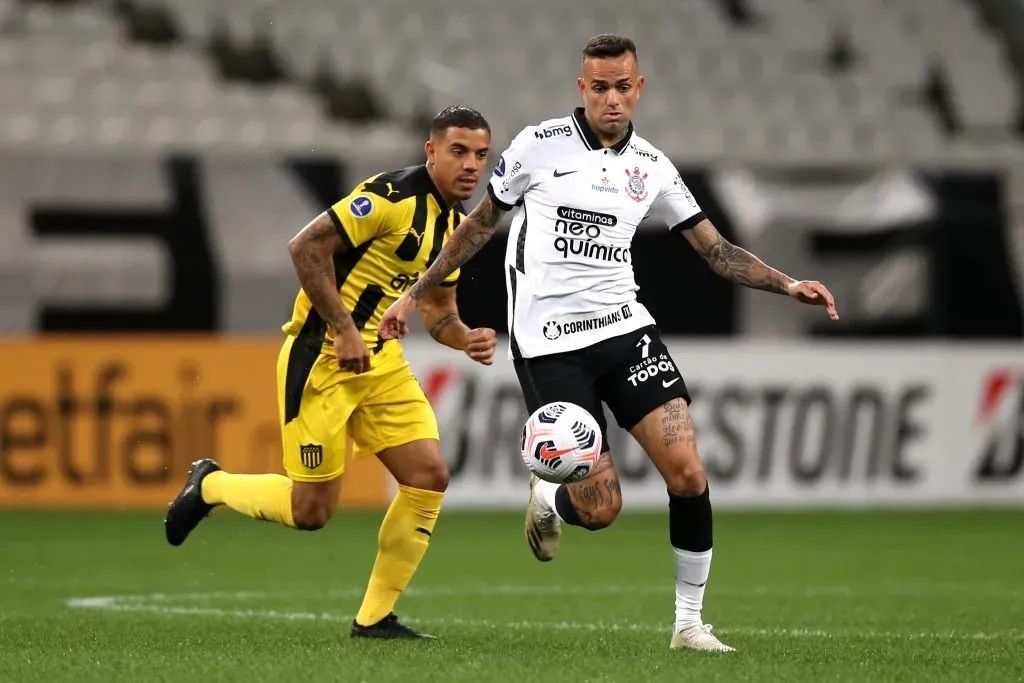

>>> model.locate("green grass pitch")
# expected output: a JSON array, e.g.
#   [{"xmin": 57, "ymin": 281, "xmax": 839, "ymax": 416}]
[{"xmin": 1, "ymin": 508, "xmax": 1022, "ymax": 682}]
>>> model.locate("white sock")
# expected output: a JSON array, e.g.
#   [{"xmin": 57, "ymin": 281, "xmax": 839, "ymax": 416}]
[
  {"xmin": 674, "ymin": 547, "xmax": 712, "ymax": 631},
  {"xmin": 534, "ymin": 479, "xmax": 563, "ymax": 520}
]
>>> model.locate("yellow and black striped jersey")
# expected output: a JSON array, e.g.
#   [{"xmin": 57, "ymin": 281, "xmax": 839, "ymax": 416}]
[{"xmin": 282, "ymin": 164, "xmax": 464, "ymax": 354}]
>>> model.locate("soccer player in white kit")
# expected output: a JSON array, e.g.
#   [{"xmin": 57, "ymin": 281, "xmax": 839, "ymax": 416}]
[{"xmin": 381, "ymin": 34, "xmax": 839, "ymax": 652}]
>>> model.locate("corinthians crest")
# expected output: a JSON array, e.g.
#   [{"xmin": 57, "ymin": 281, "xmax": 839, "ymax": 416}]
[
  {"xmin": 624, "ymin": 167, "xmax": 648, "ymax": 202},
  {"xmin": 542, "ymin": 321, "xmax": 561, "ymax": 340}
]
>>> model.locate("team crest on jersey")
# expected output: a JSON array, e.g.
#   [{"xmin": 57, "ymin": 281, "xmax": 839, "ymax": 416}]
[
  {"xmin": 300, "ymin": 443, "xmax": 323, "ymax": 469},
  {"xmin": 542, "ymin": 321, "xmax": 562, "ymax": 340},
  {"xmin": 349, "ymin": 195, "xmax": 374, "ymax": 218},
  {"xmin": 624, "ymin": 167, "xmax": 649, "ymax": 203}
]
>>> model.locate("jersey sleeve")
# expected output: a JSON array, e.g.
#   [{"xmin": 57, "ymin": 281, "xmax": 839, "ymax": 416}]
[
  {"xmin": 326, "ymin": 177, "xmax": 393, "ymax": 249},
  {"xmin": 441, "ymin": 268, "xmax": 461, "ymax": 287},
  {"xmin": 651, "ymin": 164, "xmax": 706, "ymax": 235},
  {"xmin": 487, "ymin": 128, "xmax": 539, "ymax": 211}
]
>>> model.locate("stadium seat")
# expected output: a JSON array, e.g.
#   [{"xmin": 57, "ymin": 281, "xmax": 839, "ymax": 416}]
[{"xmin": 0, "ymin": 0, "xmax": 1020, "ymax": 161}]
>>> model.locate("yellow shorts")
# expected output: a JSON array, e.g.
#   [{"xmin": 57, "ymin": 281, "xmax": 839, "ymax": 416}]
[{"xmin": 276, "ymin": 336, "xmax": 439, "ymax": 483}]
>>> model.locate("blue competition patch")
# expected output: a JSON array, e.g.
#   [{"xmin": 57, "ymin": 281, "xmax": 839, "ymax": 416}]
[
  {"xmin": 349, "ymin": 195, "xmax": 374, "ymax": 218},
  {"xmin": 493, "ymin": 156, "xmax": 506, "ymax": 178}
]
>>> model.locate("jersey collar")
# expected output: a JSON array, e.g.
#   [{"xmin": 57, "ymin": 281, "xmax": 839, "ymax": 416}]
[
  {"xmin": 416, "ymin": 164, "xmax": 450, "ymax": 212},
  {"xmin": 571, "ymin": 107, "xmax": 634, "ymax": 154}
]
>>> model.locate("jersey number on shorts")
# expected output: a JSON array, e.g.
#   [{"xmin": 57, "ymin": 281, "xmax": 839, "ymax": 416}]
[{"xmin": 637, "ymin": 334, "xmax": 651, "ymax": 359}]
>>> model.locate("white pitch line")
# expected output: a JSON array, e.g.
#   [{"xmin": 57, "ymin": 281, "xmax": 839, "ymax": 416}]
[
  {"xmin": 65, "ymin": 595, "xmax": 1024, "ymax": 642},
  {"xmin": 66, "ymin": 582, "xmax": 1024, "ymax": 603}
]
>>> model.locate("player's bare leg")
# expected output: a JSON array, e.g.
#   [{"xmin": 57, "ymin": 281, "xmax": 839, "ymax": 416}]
[
  {"xmin": 289, "ymin": 476, "xmax": 343, "ymax": 530},
  {"xmin": 526, "ymin": 451, "xmax": 623, "ymax": 561},
  {"xmin": 351, "ymin": 439, "xmax": 448, "ymax": 640},
  {"xmin": 630, "ymin": 398, "xmax": 735, "ymax": 652}
]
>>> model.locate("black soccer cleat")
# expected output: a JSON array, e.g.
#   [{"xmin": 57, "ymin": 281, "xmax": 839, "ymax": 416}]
[
  {"xmin": 350, "ymin": 613, "xmax": 436, "ymax": 640},
  {"xmin": 164, "ymin": 458, "xmax": 222, "ymax": 547}
]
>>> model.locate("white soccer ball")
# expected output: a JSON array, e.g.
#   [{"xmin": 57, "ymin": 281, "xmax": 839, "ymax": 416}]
[{"xmin": 520, "ymin": 401, "xmax": 603, "ymax": 484}]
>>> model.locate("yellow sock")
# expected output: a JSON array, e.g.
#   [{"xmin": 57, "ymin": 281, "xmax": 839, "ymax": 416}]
[
  {"xmin": 355, "ymin": 485, "xmax": 444, "ymax": 626},
  {"xmin": 201, "ymin": 471, "xmax": 296, "ymax": 528}
]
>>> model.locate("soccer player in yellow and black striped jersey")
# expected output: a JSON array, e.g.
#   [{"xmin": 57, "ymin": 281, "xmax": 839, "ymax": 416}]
[{"xmin": 164, "ymin": 106, "xmax": 497, "ymax": 639}]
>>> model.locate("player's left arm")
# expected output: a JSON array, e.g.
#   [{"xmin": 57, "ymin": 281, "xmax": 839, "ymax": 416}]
[
  {"xmin": 681, "ymin": 217, "xmax": 793, "ymax": 294},
  {"xmin": 682, "ymin": 218, "xmax": 837, "ymax": 319},
  {"xmin": 416, "ymin": 284, "xmax": 497, "ymax": 365},
  {"xmin": 653, "ymin": 164, "xmax": 838, "ymax": 320}
]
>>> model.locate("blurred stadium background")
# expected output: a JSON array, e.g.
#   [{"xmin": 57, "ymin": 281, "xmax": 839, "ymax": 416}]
[{"xmin": 1, "ymin": 1, "xmax": 1023, "ymax": 681}]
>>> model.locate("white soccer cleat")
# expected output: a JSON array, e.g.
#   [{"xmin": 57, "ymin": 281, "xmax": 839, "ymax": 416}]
[
  {"xmin": 670, "ymin": 624, "xmax": 736, "ymax": 652},
  {"xmin": 524, "ymin": 474, "xmax": 561, "ymax": 562}
]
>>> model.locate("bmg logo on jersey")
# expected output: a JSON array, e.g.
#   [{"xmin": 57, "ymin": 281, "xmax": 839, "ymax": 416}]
[
  {"xmin": 535, "ymin": 124, "xmax": 573, "ymax": 140},
  {"xmin": 553, "ymin": 206, "xmax": 630, "ymax": 264},
  {"xmin": 630, "ymin": 144, "xmax": 659, "ymax": 163}
]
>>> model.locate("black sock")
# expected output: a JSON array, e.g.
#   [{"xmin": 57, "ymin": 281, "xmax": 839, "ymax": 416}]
[
  {"xmin": 669, "ymin": 484, "xmax": 712, "ymax": 552},
  {"xmin": 554, "ymin": 484, "xmax": 588, "ymax": 528}
]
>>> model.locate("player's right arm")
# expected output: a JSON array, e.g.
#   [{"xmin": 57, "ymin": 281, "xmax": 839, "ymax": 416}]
[
  {"xmin": 409, "ymin": 193, "xmax": 507, "ymax": 300},
  {"xmin": 376, "ymin": 195, "xmax": 505, "ymax": 340},
  {"xmin": 408, "ymin": 123, "xmax": 540, "ymax": 301},
  {"xmin": 379, "ymin": 129, "xmax": 537, "ymax": 339},
  {"xmin": 287, "ymin": 187, "xmax": 388, "ymax": 373}
]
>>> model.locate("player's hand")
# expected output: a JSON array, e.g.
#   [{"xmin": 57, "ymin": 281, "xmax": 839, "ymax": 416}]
[
  {"xmin": 334, "ymin": 324, "xmax": 372, "ymax": 374},
  {"xmin": 786, "ymin": 280, "xmax": 839, "ymax": 321},
  {"xmin": 379, "ymin": 293, "xmax": 416, "ymax": 340},
  {"xmin": 464, "ymin": 327, "xmax": 497, "ymax": 365}
]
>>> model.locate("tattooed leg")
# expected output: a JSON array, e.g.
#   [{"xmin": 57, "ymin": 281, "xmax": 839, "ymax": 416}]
[
  {"xmin": 562, "ymin": 451, "xmax": 623, "ymax": 530},
  {"xmin": 630, "ymin": 398, "xmax": 720, "ymax": 638},
  {"xmin": 631, "ymin": 398, "xmax": 705, "ymax": 496}
]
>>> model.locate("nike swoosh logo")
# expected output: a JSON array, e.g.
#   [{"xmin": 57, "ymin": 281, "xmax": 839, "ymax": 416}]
[
  {"xmin": 681, "ymin": 580, "xmax": 707, "ymax": 587},
  {"xmin": 553, "ymin": 170, "xmax": 577, "ymax": 177},
  {"xmin": 539, "ymin": 446, "xmax": 575, "ymax": 459},
  {"xmin": 663, "ymin": 378, "xmax": 680, "ymax": 388}
]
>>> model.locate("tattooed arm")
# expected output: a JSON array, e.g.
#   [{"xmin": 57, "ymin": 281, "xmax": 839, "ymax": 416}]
[
  {"xmin": 408, "ymin": 194, "xmax": 506, "ymax": 302},
  {"xmin": 379, "ymin": 194, "xmax": 509, "ymax": 341},
  {"xmin": 681, "ymin": 218, "xmax": 795, "ymax": 294},
  {"xmin": 417, "ymin": 285, "xmax": 470, "ymax": 350},
  {"xmin": 287, "ymin": 212, "xmax": 355, "ymax": 332}
]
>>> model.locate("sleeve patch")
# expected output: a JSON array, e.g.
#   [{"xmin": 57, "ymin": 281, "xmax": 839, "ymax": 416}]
[{"xmin": 348, "ymin": 195, "xmax": 375, "ymax": 218}]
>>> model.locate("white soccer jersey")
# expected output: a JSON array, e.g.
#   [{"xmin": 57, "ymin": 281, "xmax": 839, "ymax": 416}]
[{"xmin": 488, "ymin": 108, "xmax": 705, "ymax": 359}]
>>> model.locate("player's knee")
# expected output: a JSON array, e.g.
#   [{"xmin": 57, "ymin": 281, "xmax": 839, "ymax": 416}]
[
  {"xmin": 663, "ymin": 457, "xmax": 707, "ymax": 497},
  {"xmin": 582, "ymin": 500, "xmax": 622, "ymax": 531},
  {"xmin": 291, "ymin": 495, "xmax": 335, "ymax": 531},
  {"xmin": 404, "ymin": 459, "xmax": 450, "ymax": 493},
  {"xmin": 292, "ymin": 504, "xmax": 333, "ymax": 531}
]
